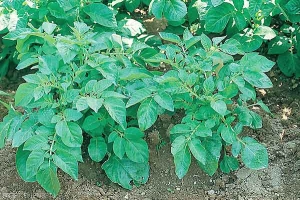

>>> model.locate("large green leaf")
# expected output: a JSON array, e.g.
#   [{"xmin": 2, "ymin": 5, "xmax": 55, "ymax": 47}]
[
  {"xmin": 83, "ymin": 3, "xmax": 117, "ymax": 28},
  {"xmin": 220, "ymin": 155, "xmax": 239, "ymax": 173},
  {"xmin": 102, "ymin": 156, "xmax": 149, "ymax": 189},
  {"xmin": 163, "ymin": 0, "xmax": 187, "ymax": 21},
  {"xmin": 268, "ymin": 36, "xmax": 291, "ymax": 55},
  {"xmin": 125, "ymin": 138, "xmax": 149, "ymax": 163},
  {"xmin": 188, "ymin": 138, "xmax": 206, "ymax": 164},
  {"xmin": 113, "ymin": 136, "xmax": 126, "ymax": 159},
  {"xmin": 88, "ymin": 137, "xmax": 107, "ymax": 162},
  {"xmin": 137, "ymin": 98, "xmax": 158, "ymax": 131},
  {"xmin": 55, "ymin": 121, "xmax": 83, "ymax": 147},
  {"xmin": 173, "ymin": 146, "xmax": 191, "ymax": 179},
  {"xmin": 26, "ymin": 150, "xmax": 45, "ymax": 179},
  {"xmin": 125, "ymin": 0, "xmax": 141, "ymax": 12},
  {"xmin": 36, "ymin": 164, "xmax": 60, "ymax": 197},
  {"xmin": 16, "ymin": 146, "xmax": 36, "ymax": 182},
  {"xmin": 211, "ymin": 100, "xmax": 227, "ymax": 116},
  {"xmin": 104, "ymin": 98, "xmax": 127, "ymax": 129},
  {"xmin": 15, "ymin": 83, "xmax": 36, "ymax": 107},
  {"xmin": 240, "ymin": 53, "xmax": 275, "ymax": 72},
  {"xmin": 126, "ymin": 88, "xmax": 152, "ymax": 108},
  {"xmin": 205, "ymin": 3, "xmax": 235, "ymax": 33},
  {"xmin": 249, "ymin": 0, "xmax": 263, "ymax": 17},
  {"xmin": 53, "ymin": 150, "xmax": 78, "ymax": 180},
  {"xmin": 243, "ymin": 70, "xmax": 273, "ymax": 88},
  {"xmin": 241, "ymin": 137, "xmax": 268, "ymax": 170},
  {"xmin": 277, "ymin": 52, "xmax": 300, "ymax": 77},
  {"xmin": 154, "ymin": 91, "xmax": 174, "ymax": 111}
]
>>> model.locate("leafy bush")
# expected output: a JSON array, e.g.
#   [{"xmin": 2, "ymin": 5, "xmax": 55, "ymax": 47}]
[{"xmin": 0, "ymin": 0, "xmax": 275, "ymax": 197}]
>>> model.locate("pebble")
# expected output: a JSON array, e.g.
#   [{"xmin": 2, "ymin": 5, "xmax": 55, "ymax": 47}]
[
  {"xmin": 207, "ymin": 190, "xmax": 215, "ymax": 195},
  {"xmin": 141, "ymin": 192, "xmax": 146, "ymax": 195},
  {"xmin": 176, "ymin": 187, "xmax": 181, "ymax": 191},
  {"xmin": 99, "ymin": 188, "xmax": 105, "ymax": 196}
]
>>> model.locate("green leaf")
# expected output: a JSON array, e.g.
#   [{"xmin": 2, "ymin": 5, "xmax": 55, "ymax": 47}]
[
  {"xmin": 240, "ymin": 53, "xmax": 275, "ymax": 72},
  {"xmin": 15, "ymin": 83, "xmax": 36, "ymax": 107},
  {"xmin": 203, "ymin": 76, "xmax": 215, "ymax": 93},
  {"xmin": 268, "ymin": 36, "xmax": 291, "ymax": 55},
  {"xmin": 200, "ymin": 34, "xmax": 212, "ymax": 51},
  {"xmin": 220, "ymin": 38, "xmax": 243, "ymax": 55},
  {"xmin": 249, "ymin": 111, "xmax": 262, "ymax": 129},
  {"xmin": 83, "ymin": 3, "xmax": 117, "ymax": 28},
  {"xmin": 16, "ymin": 146, "xmax": 36, "ymax": 182},
  {"xmin": 159, "ymin": 32, "xmax": 181, "ymax": 44},
  {"xmin": 124, "ymin": 127, "xmax": 144, "ymax": 139},
  {"xmin": 55, "ymin": 121, "xmax": 83, "ymax": 147},
  {"xmin": 125, "ymin": 138, "xmax": 149, "ymax": 163},
  {"xmin": 113, "ymin": 136, "xmax": 126, "ymax": 159},
  {"xmin": 76, "ymin": 97, "xmax": 89, "ymax": 111},
  {"xmin": 149, "ymin": 0, "xmax": 166, "ymax": 19},
  {"xmin": 53, "ymin": 150, "xmax": 78, "ymax": 180},
  {"xmin": 205, "ymin": 3, "xmax": 235, "ymax": 33},
  {"xmin": 254, "ymin": 26, "xmax": 276, "ymax": 40},
  {"xmin": 173, "ymin": 146, "xmax": 191, "ymax": 179},
  {"xmin": 220, "ymin": 155, "xmax": 239, "ymax": 173},
  {"xmin": 88, "ymin": 137, "xmax": 107, "ymax": 162},
  {"xmin": 221, "ymin": 126, "xmax": 237, "ymax": 144},
  {"xmin": 102, "ymin": 156, "xmax": 149, "ymax": 189},
  {"xmin": 211, "ymin": 0, "xmax": 223, "ymax": 7},
  {"xmin": 154, "ymin": 91, "xmax": 174, "ymax": 111},
  {"xmin": 36, "ymin": 165, "xmax": 60, "ymax": 197},
  {"xmin": 120, "ymin": 68, "xmax": 153, "ymax": 81},
  {"xmin": 285, "ymin": 0, "xmax": 300, "ymax": 14},
  {"xmin": 125, "ymin": 0, "xmax": 140, "ymax": 12},
  {"xmin": 249, "ymin": 0, "xmax": 262, "ymax": 17},
  {"xmin": 23, "ymin": 134, "xmax": 49, "ymax": 151},
  {"xmin": 233, "ymin": 0, "xmax": 244, "ymax": 11},
  {"xmin": 277, "ymin": 52, "xmax": 300, "ymax": 77},
  {"xmin": 243, "ymin": 70, "xmax": 273, "ymax": 88},
  {"xmin": 42, "ymin": 22, "xmax": 57, "ymax": 34},
  {"xmin": 211, "ymin": 100, "xmax": 227, "ymax": 116},
  {"xmin": 63, "ymin": 109, "xmax": 83, "ymax": 122},
  {"xmin": 163, "ymin": 0, "xmax": 187, "ymax": 21},
  {"xmin": 137, "ymin": 98, "xmax": 158, "ymax": 131},
  {"xmin": 171, "ymin": 135, "xmax": 187, "ymax": 155},
  {"xmin": 17, "ymin": 57, "xmax": 39, "ymax": 70},
  {"xmin": 26, "ymin": 150, "xmax": 45, "ymax": 179},
  {"xmin": 126, "ymin": 88, "xmax": 152, "ymax": 108},
  {"xmin": 12, "ymin": 127, "xmax": 34, "ymax": 147},
  {"xmin": 233, "ymin": 34, "xmax": 263, "ymax": 52},
  {"xmin": 104, "ymin": 98, "xmax": 127, "ymax": 130},
  {"xmin": 188, "ymin": 138, "xmax": 206, "ymax": 164},
  {"xmin": 241, "ymin": 137, "xmax": 268, "ymax": 170},
  {"xmin": 257, "ymin": 100, "xmax": 272, "ymax": 114},
  {"xmin": 3, "ymin": 28, "xmax": 32, "ymax": 40},
  {"xmin": 56, "ymin": 42, "xmax": 79, "ymax": 64},
  {"xmin": 87, "ymin": 97, "xmax": 104, "ymax": 113}
]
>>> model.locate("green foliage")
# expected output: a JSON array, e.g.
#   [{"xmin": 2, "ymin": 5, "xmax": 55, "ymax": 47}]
[{"xmin": 0, "ymin": 0, "xmax": 278, "ymax": 197}]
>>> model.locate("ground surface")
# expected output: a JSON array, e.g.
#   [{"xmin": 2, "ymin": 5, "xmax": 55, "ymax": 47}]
[{"xmin": 0, "ymin": 70, "xmax": 300, "ymax": 200}]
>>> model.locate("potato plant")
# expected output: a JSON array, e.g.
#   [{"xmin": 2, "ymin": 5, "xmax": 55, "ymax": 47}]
[{"xmin": 0, "ymin": 0, "xmax": 275, "ymax": 197}]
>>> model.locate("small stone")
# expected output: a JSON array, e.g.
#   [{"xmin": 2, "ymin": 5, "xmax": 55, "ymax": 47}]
[
  {"xmin": 194, "ymin": 181, "xmax": 197, "ymax": 185},
  {"xmin": 141, "ymin": 192, "xmax": 146, "ymax": 195},
  {"xmin": 207, "ymin": 190, "xmax": 215, "ymax": 195},
  {"xmin": 176, "ymin": 187, "xmax": 180, "ymax": 191},
  {"xmin": 99, "ymin": 188, "xmax": 105, "ymax": 196},
  {"xmin": 124, "ymin": 193, "xmax": 129, "ymax": 199}
]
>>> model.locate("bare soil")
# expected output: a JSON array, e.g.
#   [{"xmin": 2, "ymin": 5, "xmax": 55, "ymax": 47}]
[{"xmin": 1, "ymin": 70, "xmax": 300, "ymax": 200}]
